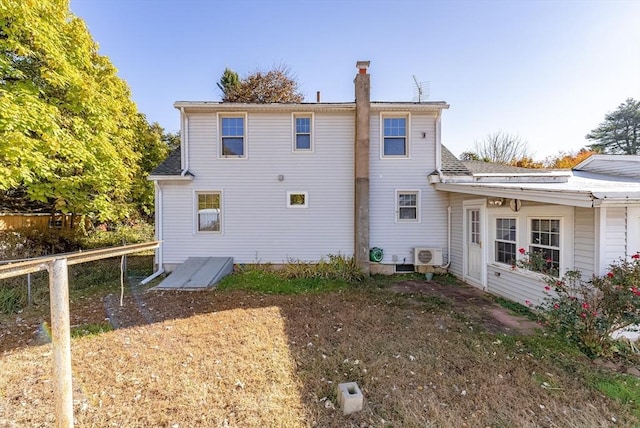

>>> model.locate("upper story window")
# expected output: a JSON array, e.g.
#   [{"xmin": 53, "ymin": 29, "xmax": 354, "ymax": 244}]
[
  {"xmin": 220, "ymin": 115, "xmax": 246, "ymax": 158},
  {"xmin": 397, "ymin": 190, "xmax": 419, "ymax": 222},
  {"xmin": 382, "ymin": 115, "xmax": 409, "ymax": 157},
  {"xmin": 196, "ymin": 192, "xmax": 221, "ymax": 232},
  {"xmin": 495, "ymin": 218, "xmax": 517, "ymax": 265},
  {"xmin": 293, "ymin": 114, "xmax": 313, "ymax": 151}
]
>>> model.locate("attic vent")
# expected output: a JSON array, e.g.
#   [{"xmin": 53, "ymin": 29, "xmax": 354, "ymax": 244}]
[{"xmin": 414, "ymin": 248, "xmax": 443, "ymax": 266}]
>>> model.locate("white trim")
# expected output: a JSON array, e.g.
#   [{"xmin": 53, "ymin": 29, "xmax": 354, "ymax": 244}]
[
  {"xmin": 193, "ymin": 190, "xmax": 223, "ymax": 234},
  {"xmin": 217, "ymin": 112, "xmax": 248, "ymax": 159},
  {"xmin": 292, "ymin": 112, "xmax": 314, "ymax": 152},
  {"xmin": 147, "ymin": 174, "xmax": 193, "ymax": 181},
  {"xmin": 463, "ymin": 199, "xmax": 488, "ymax": 289},
  {"xmin": 286, "ymin": 191, "xmax": 309, "ymax": 208},
  {"xmin": 380, "ymin": 112, "xmax": 411, "ymax": 159},
  {"xmin": 627, "ymin": 206, "xmax": 640, "ymax": 257},
  {"xmin": 395, "ymin": 190, "xmax": 420, "ymax": 223}
]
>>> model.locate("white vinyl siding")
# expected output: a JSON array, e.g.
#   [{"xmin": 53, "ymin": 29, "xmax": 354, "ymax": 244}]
[
  {"xmin": 370, "ymin": 112, "xmax": 448, "ymax": 265},
  {"xmin": 602, "ymin": 206, "xmax": 627, "ymax": 269},
  {"xmin": 573, "ymin": 207, "xmax": 595, "ymax": 278},
  {"xmin": 162, "ymin": 111, "xmax": 353, "ymax": 265}
]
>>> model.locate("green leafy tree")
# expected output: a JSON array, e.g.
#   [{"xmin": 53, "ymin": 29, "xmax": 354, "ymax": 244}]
[
  {"xmin": 218, "ymin": 65, "xmax": 304, "ymax": 103},
  {"xmin": 0, "ymin": 0, "xmax": 166, "ymax": 222},
  {"xmin": 586, "ymin": 98, "xmax": 640, "ymax": 155}
]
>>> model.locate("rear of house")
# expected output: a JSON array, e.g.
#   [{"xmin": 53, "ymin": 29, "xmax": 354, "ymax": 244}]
[{"xmin": 150, "ymin": 62, "xmax": 451, "ymax": 273}]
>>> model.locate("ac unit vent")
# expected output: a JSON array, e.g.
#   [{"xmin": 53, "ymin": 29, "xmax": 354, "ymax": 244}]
[{"xmin": 414, "ymin": 248, "xmax": 443, "ymax": 266}]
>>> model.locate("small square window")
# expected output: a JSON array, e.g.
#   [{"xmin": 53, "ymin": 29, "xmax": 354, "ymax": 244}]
[
  {"xmin": 397, "ymin": 191, "xmax": 419, "ymax": 221},
  {"xmin": 294, "ymin": 114, "xmax": 312, "ymax": 151},
  {"xmin": 383, "ymin": 115, "xmax": 408, "ymax": 157},
  {"xmin": 287, "ymin": 191, "xmax": 308, "ymax": 208},
  {"xmin": 220, "ymin": 115, "xmax": 245, "ymax": 157}
]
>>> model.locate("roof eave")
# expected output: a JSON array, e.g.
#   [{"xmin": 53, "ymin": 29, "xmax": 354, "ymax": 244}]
[{"xmin": 148, "ymin": 174, "xmax": 194, "ymax": 181}]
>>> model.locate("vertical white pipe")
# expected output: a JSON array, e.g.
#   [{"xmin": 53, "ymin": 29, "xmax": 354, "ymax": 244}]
[{"xmin": 49, "ymin": 258, "xmax": 73, "ymax": 427}]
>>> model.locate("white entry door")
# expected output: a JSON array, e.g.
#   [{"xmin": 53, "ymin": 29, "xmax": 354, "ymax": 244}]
[{"xmin": 465, "ymin": 206, "xmax": 484, "ymax": 287}]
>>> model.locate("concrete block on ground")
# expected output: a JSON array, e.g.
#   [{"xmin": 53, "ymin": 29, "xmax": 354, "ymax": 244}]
[{"xmin": 337, "ymin": 382, "xmax": 363, "ymax": 415}]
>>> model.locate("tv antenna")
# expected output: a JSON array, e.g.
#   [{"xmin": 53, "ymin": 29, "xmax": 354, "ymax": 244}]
[{"xmin": 412, "ymin": 75, "xmax": 430, "ymax": 102}]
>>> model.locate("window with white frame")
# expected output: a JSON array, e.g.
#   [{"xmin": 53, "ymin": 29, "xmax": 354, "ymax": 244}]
[
  {"xmin": 495, "ymin": 218, "xmax": 517, "ymax": 265},
  {"xmin": 220, "ymin": 115, "xmax": 245, "ymax": 157},
  {"xmin": 529, "ymin": 218, "xmax": 560, "ymax": 275},
  {"xmin": 196, "ymin": 192, "xmax": 221, "ymax": 232},
  {"xmin": 382, "ymin": 115, "xmax": 408, "ymax": 157},
  {"xmin": 397, "ymin": 191, "xmax": 419, "ymax": 221},
  {"xmin": 287, "ymin": 191, "xmax": 308, "ymax": 208},
  {"xmin": 293, "ymin": 114, "xmax": 312, "ymax": 151}
]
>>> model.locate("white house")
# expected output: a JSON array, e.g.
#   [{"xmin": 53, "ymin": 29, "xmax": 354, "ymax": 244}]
[
  {"xmin": 149, "ymin": 60, "xmax": 640, "ymax": 306},
  {"xmin": 149, "ymin": 61, "xmax": 451, "ymax": 275}
]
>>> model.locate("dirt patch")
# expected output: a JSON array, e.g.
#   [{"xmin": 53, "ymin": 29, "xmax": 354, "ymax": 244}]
[{"xmin": 390, "ymin": 279, "xmax": 539, "ymax": 335}]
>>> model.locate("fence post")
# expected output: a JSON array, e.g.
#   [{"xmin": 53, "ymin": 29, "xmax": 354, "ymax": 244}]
[{"xmin": 49, "ymin": 258, "xmax": 74, "ymax": 428}]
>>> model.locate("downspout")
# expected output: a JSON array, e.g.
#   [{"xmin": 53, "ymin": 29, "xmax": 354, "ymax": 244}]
[
  {"xmin": 180, "ymin": 107, "xmax": 189, "ymax": 176},
  {"xmin": 141, "ymin": 181, "xmax": 164, "ymax": 284},
  {"xmin": 435, "ymin": 110, "xmax": 443, "ymax": 179},
  {"xmin": 442, "ymin": 205, "xmax": 451, "ymax": 269}
]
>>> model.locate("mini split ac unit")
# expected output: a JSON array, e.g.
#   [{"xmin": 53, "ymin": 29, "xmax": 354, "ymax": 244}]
[{"xmin": 414, "ymin": 248, "xmax": 443, "ymax": 266}]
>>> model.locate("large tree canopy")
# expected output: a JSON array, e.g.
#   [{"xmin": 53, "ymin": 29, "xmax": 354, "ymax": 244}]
[
  {"xmin": 586, "ymin": 98, "xmax": 640, "ymax": 155},
  {"xmin": 0, "ymin": 0, "xmax": 167, "ymax": 221},
  {"xmin": 218, "ymin": 65, "xmax": 304, "ymax": 103}
]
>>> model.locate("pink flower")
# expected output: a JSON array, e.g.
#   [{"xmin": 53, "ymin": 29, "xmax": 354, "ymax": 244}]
[
  {"xmin": 553, "ymin": 303, "xmax": 560, "ymax": 310},
  {"xmin": 519, "ymin": 248, "xmax": 526, "ymax": 255},
  {"xmin": 525, "ymin": 300, "xmax": 532, "ymax": 306},
  {"xmin": 607, "ymin": 272, "xmax": 614, "ymax": 278},
  {"xmin": 581, "ymin": 312, "xmax": 587, "ymax": 318},
  {"xmin": 544, "ymin": 285, "xmax": 551, "ymax": 292},
  {"xmin": 555, "ymin": 280, "xmax": 564, "ymax": 287},
  {"xmin": 582, "ymin": 302, "xmax": 589, "ymax": 309},
  {"xmin": 545, "ymin": 258, "xmax": 552, "ymax": 263},
  {"xmin": 592, "ymin": 311, "xmax": 597, "ymax": 317},
  {"xmin": 632, "ymin": 253, "xmax": 640, "ymax": 259}
]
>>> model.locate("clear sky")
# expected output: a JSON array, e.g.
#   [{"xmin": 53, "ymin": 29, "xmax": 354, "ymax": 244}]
[{"xmin": 69, "ymin": 0, "xmax": 640, "ymax": 160}]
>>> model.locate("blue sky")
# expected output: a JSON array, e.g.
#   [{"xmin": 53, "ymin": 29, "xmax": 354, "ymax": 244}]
[{"xmin": 70, "ymin": 0, "xmax": 640, "ymax": 160}]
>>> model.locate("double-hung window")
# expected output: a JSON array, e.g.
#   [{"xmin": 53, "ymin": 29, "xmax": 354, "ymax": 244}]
[
  {"xmin": 196, "ymin": 192, "xmax": 221, "ymax": 232},
  {"xmin": 529, "ymin": 218, "xmax": 560, "ymax": 276},
  {"xmin": 382, "ymin": 115, "xmax": 409, "ymax": 157},
  {"xmin": 397, "ymin": 191, "xmax": 419, "ymax": 222},
  {"xmin": 495, "ymin": 218, "xmax": 517, "ymax": 265},
  {"xmin": 293, "ymin": 114, "xmax": 312, "ymax": 151},
  {"xmin": 220, "ymin": 115, "xmax": 245, "ymax": 157}
]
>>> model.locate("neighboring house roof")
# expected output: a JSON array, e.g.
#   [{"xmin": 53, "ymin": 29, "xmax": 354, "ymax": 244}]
[
  {"xmin": 440, "ymin": 146, "xmax": 471, "ymax": 176},
  {"xmin": 573, "ymin": 154, "xmax": 640, "ymax": 179},
  {"xmin": 149, "ymin": 149, "xmax": 193, "ymax": 181}
]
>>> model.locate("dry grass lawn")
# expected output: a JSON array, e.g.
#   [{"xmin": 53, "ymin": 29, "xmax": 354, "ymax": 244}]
[{"xmin": 1, "ymin": 276, "xmax": 638, "ymax": 427}]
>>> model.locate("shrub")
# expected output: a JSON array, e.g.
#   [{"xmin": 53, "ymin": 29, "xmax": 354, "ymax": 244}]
[{"xmin": 535, "ymin": 253, "xmax": 640, "ymax": 358}]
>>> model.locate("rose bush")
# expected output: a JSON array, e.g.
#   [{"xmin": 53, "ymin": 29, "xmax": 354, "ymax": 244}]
[{"xmin": 529, "ymin": 252, "xmax": 640, "ymax": 357}]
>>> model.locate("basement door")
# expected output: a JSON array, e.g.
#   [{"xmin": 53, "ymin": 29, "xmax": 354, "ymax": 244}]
[{"xmin": 464, "ymin": 203, "xmax": 486, "ymax": 288}]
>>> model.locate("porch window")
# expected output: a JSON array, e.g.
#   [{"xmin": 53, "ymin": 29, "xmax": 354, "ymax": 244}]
[
  {"xmin": 528, "ymin": 218, "xmax": 560, "ymax": 276},
  {"xmin": 495, "ymin": 218, "xmax": 516, "ymax": 265},
  {"xmin": 197, "ymin": 192, "xmax": 221, "ymax": 232}
]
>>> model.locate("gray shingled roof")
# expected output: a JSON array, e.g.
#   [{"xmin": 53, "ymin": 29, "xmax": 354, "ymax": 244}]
[
  {"xmin": 151, "ymin": 149, "xmax": 182, "ymax": 175},
  {"xmin": 440, "ymin": 146, "xmax": 472, "ymax": 176},
  {"xmin": 462, "ymin": 160, "xmax": 548, "ymax": 174}
]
